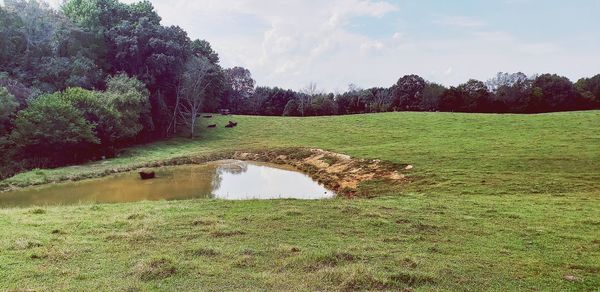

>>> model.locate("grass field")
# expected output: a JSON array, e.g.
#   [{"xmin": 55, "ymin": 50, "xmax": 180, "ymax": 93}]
[{"xmin": 1, "ymin": 111, "xmax": 599, "ymax": 290}]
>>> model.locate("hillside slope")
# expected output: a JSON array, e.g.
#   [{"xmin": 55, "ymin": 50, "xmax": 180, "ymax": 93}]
[{"xmin": 1, "ymin": 111, "xmax": 599, "ymax": 290}]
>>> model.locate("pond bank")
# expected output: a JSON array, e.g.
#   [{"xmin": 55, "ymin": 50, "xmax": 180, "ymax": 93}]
[{"xmin": 0, "ymin": 148, "xmax": 410, "ymax": 197}]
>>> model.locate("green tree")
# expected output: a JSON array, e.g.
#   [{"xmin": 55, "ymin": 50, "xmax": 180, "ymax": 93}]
[
  {"xmin": 530, "ymin": 74, "xmax": 581, "ymax": 112},
  {"xmin": 392, "ymin": 75, "xmax": 426, "ymax": 111},
  {"xmin": 457, "ymin": 79, "xmax": 491, "ymax": 112},
  {"xmin": 61, "ymin": 87, "xmax": 121, "ymax": 146},
  {"xmin": 575, "ymin": 74, "xmax": 600, "ymax": 108},
  {"xmin": 224, "ymin": 66, "xmax": 255, "ymax": 112},
  {"xmin": 440, "ymin": 79, "xmax": 490, "ymax": 112},
  {"xmin": 311, "ymin": 94, "xmax": 338, "ymax": 116},
  {"xmin": 104, "ymin": 74, "xmax": 153, "ymax": 139},
  {"xmin": 420, "ymin": 83, "xmax": 446, "ymax": 111}
]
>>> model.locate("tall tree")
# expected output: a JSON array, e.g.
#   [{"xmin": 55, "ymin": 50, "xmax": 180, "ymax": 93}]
[
  {"xmin": 420, "ymin": 82, "xmax": 446, "ymax": 111},
  {"xmin": 64, "ymin": 0, "xmax": 193, "ymax": 134},
  {"xmin": 104, "ymin": 74, "xmax": 153, "ymax": 140},
  {"xmin": 176, "ymin": 57, "xmax": 219, "ymax": 137},
  {"xmin": 530, "ymin": 74, "xmax": 581, "ymax": 112},
  {"xmin": 575, "ymin": 74, "xmax": 600, "ymax": 108},
  {"xmin": 224, "ymin": 66, "xmax": 255, "ymax": 113},
  {"xmin": 1, "ymin": 0, "xmax": 103, "ymax": 92},
  {"xmin": 392, "ymin": 75, "xmax": 426, "ymax": 111},
  {"xmin": 299, "ymin": 82, "xmax": 321, "ymax": 116},
  {"xmin": 364, "ymin": 87, "xmax": 393, "ymax": 113},
  {"xmin": 439, "ymin": 80, "xmax": 490, "ymax": 112}
]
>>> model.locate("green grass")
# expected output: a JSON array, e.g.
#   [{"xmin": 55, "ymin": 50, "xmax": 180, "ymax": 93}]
[{"xmin": 1, "ymin": 111, "xmax": 599, "ymax": 290}]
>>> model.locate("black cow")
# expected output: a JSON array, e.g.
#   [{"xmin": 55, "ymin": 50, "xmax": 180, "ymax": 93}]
[{"xmin": 139, "ymin": 170, "xmax": 155, "ymax": 180}]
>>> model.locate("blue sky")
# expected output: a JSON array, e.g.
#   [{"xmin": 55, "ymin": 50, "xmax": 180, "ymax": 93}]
[{"xmin": 36, "ymin": 0, "xmax": 600, "ymax": 91}]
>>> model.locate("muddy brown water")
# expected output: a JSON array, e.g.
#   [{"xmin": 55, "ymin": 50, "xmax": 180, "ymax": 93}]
[{"xmin": 0, "ymin": 160, "xmax": 335, "ymax": 208}]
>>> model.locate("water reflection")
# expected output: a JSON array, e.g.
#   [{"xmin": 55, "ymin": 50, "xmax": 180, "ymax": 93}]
[
  {"xmin": 213, "ymin": 161, "xmax": 333, "ymax": 200},
  {"xmin": 0, "ymin": 160, "xmax": 335, "ymax": 208}
]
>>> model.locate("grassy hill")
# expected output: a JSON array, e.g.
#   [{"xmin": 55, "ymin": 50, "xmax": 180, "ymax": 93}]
[{"xmin": 1, "ymin": 111, "xmax": 599, "ymax": 290}]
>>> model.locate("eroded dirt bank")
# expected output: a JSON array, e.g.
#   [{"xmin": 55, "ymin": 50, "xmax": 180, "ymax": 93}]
[
  {"xmin": 1, "ymin": 148, "xmax": 410, "ymax": 196},
  {"xmin": 231, "ymin": 148, "xmax": 409, "ymax": 196}
]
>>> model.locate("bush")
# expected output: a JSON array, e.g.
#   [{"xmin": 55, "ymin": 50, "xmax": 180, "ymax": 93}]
[{"xmin": 10, "ymin": 93, "xmax": 99, "ymax": 165}]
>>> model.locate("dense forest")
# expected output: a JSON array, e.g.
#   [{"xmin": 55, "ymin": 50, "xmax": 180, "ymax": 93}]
[{"xmin": 1, "ymin": 0, "xmax": 599, "ymax": 178}]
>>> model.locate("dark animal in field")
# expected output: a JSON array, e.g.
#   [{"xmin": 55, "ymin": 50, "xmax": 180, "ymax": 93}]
[
  {"xmin": 203, "ymin": 115, "xmax": 213, "ymax": 118},
  {"xmin": 139, "ymin": 170, "xmax": 155, "ymax": 180},
  {"xmin": 225, "ymin": 121, "xmax": 238, "ymax": 128},
  {"xmin": 207, "ymin": 124, "xmax": 217, "ymax": 128}
]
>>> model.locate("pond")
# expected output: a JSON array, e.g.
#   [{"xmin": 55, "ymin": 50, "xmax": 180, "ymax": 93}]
[{"xmin": 0, "ymin": 160, "xmax": 335, "ymax": 208}]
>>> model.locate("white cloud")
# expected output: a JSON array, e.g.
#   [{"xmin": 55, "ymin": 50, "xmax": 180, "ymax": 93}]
[
  {"xmin": 360, "ymin": 41, "xmax": 385, "ymax": 55},
  {"xmin": 155, "ymin": 0, "xmax": 401, "ymax": 90},
  {"xmin": 433, "ymin": 16, "xmax": 486, "ymax": 28},
  {"xmin": 4, "ymin": 0, "xmax": 599, "ymax": 90}
]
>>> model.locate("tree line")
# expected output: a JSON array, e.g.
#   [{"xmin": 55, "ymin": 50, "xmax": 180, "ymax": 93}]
[
  {"xmin": 1, "ymin": 0, "xmax": 599, "ymax": 178},
  {"xmin": 231, "ymin": 73, "xmax": 600, "ymax": 117}
]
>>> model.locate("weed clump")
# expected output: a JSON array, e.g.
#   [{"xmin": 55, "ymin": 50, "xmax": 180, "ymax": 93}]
[
  {"xmin": 210, "ymin": 229, "xmax": 245, "ymax": 238},
  {"xmin": 13, "ymin": 238, "xmax": 43, "ymax": 250},
  {"xmin": 284, "ymin": 209, "xmax": 303, "ymax": 216},
  {"xmin": 192, "ymin": 218, "xmax": 218, "ymax": 226},
  {"xmin": 339, "ymin": 205, "xmax": 361, "ymax": 215},
  {"xmin": 232, "ymin": 254, "xmax": 255, "ymax": 268},
  {"xmin": 127, "ymin": 213, "xmax": 145, "ymax": 220},
  {"xmin": 320, "ymin": 155, "xmax": 340, "ymax": 166},
  {"xmin": 190, "ymin": 247, "xmax": 220, "ymax": 257},
  {"xmin": 411, "ymin": 222, "xmax": 441, "ymax": 234},
  {"xmin": 389, "ymin": 271, "xmax": 436, "ymax": 286},
  {"xmin": 305, "ymin": 251, "xmax": 357, "ymax": 271},
  {"xmin": 30, "ymin": 253, "xmax": 47, "ymax": 260},
  {"xmin": 51, "ymin": 229, "xmax": 66, "ymax": 235},
  {"xmin": 134, "ymin": 258, "xmax": 177, "ymax": 281},
  {"xmin": 318, "ymin": 264, "xmax": 393, "ymax": 290},
  {"xmin": 29, "ymin": 208, "xmax": 46, "ymax": 215},
  {"xmin": 276, "ymin": 244, "xmax": 302, "ymax": 256}
]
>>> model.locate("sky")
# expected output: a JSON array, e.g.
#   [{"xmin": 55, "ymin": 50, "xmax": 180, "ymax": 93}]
[{"xmin": 13, "ymin": 0, "xmax": 600, "ymax": 91}]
